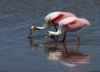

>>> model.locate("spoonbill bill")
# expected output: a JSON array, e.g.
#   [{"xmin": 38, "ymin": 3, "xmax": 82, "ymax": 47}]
[
  {"xmin": 45, "ymin": 17, "xmax": 90, "ymax": 42},
  {"xmin": 28, "ymin": 11, "xmax": 76, "ymax": 38}
]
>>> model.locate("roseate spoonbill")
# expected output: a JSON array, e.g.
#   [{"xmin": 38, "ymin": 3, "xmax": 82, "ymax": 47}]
[
  {"xmin": 45, "ymin": 17, "xmax": 90, "ymax": 42},
  {"xmin": 28, "ymin": 11, "xmax": 76, "ymax": 38}
]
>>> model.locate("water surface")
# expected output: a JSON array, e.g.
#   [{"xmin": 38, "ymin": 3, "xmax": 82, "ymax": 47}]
[{"xmin": 0, "ymin": 0, "xmax": 100, "ymax": 72}]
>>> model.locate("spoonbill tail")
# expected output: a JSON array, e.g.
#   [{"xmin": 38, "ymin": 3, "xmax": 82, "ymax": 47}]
[
  {"xmin": 45, "ymin": 17, "xmax": 90, "ymax": 42},
  {"xmin": 28, "ymin": 11, "xmax": 76, "ymax": 38}
]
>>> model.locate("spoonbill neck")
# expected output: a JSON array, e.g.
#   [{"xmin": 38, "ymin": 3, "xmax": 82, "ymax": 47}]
[
  {"xmin": 49, "ymin": 29, "xmax": 62, "ymax": 36},
  {"xmin": 36, "ymin": 23, "xmax": 50, "ymax": 30},
  {"xmin": 36, "ymin": 26, "xmax": 47, "ymax": 30}
]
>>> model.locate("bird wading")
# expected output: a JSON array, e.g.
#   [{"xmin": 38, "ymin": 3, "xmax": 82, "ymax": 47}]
[
  {"xmin": 45, "ymin": 17, "xmax": 90, "ymax": 42},
  {"xmin": 28, "ymin": 11, "xmax": 76, "ymax": 38}
]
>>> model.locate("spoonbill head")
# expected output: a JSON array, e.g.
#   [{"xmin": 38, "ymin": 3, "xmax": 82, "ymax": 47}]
[
  {"xmin": 28, "ymin": 11, "xmax": 76, "ymax": 38},
  {"xmin": 45, "ymin": 16, "xmax": 90, "ymax": 42}
]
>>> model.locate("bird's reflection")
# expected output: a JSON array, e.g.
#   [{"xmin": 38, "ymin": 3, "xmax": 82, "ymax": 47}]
[
  {"xmin": 29, "ymin": 38, "xmax": 44, "ymax": 50},
  {"xmin": 28, "ymin": 38, "xmax": 90, "ymax": 67}
]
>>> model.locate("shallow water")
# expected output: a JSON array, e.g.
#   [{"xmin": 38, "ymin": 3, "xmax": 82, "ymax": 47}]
[{"xmin": 0, "ymin": 0, "xmax": 100, "ymax": 72}]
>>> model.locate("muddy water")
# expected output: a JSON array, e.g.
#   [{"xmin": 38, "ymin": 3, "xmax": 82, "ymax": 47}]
[{"xmin": 0, "ymin": 0, "xmax": 100, "ymax": 72}]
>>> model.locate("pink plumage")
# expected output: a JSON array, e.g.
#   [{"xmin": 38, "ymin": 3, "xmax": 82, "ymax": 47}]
[
  {"xmin": 62, "ymin": 17, "xmax": 90, "ymax": 32},
  {"xmin": 51, "ymin": 13, "xmax": 64, "ymax": 24},
  {"xmin": 51, "ymin": 12, "xmax": 76, "ymax": 25},
  {"xmin": 46, "ymin": 12, "xmax": 76, "ymax": 26}
]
